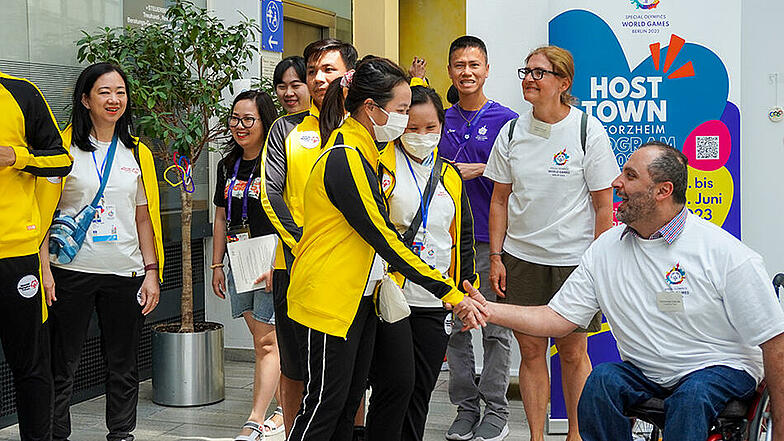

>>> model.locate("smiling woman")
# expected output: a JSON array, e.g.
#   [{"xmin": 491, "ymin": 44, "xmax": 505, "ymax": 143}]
[
  {"xmin": 40, "ymin": 62, "xmax": 165, "ymax": 441},
  {"xmin": 210, "ymin": 89, "xmax": 283, "ymax": 441}
]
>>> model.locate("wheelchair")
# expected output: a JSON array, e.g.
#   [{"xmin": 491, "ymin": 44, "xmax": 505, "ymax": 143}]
[{"xmin": 627, "ymin": 273, "xmax": 783, "ymax": 441}]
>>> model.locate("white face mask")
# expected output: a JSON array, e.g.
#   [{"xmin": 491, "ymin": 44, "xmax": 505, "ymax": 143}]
[
  {"xmin": 400, "ymin": 132, "xmax": 440, "ymax": 160},
  {"xmin": 368, "ymin": 103, "xmax": 409, "ymax": 142}
]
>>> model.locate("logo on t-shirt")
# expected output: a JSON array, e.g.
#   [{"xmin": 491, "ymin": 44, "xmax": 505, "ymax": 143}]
[
  {"xmin": 553, "ymin": 148, "xmax": 570, "ymax": 166},
  {"xmin": 475, "ymin": 125, "xmax": 489, "ymax": 141},
  {"xmin": 548, "ymin": 148, "xmax": 572, "ymax": 177},
  {"xmin": 666, "ymin": 263, "xmax": 686, "ymax": 285}
]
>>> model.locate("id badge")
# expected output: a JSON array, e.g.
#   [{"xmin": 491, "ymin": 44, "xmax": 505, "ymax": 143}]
[
  {"xmin": 656, "ymin": 291, "xmax": 684, "ymax": 313},
  {"xmin": 411, "ymin": 240, "xmax": 424, "ymax": 256},
  {"xmin": 91, "ymin": 204, "xmax": 118, "ymax": 242},
  {"xmin": 227, "ymin": 224, "xmax": 251, "ymax": 243},
  {"xmin": 420, "ymin": 240, "xmax": 438, "ymax": 267}
]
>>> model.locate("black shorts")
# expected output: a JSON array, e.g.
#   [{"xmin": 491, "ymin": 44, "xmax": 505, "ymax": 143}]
[{"xmin": 273, "ymin": 269, "xmax": 305, "ymax": 381}]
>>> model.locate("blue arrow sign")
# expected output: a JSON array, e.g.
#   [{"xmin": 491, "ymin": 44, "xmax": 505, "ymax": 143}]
[{"xmin": 262, "ymin": 0, "xmax": 284, "ymax": 52}]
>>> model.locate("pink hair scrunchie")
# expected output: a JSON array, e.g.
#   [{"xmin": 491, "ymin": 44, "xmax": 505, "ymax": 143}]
[{"xmin": 340, "ymin": 69, "xmax": 356, "ymax": 88}]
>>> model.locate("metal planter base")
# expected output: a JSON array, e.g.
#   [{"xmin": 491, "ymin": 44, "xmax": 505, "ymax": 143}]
[{"xmin": 151, "ymin": 323, "xmax": 225, "ymax": 406}]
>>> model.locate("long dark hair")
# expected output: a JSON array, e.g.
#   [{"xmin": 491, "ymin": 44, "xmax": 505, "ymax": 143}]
[
  {"xmin": 222, "ymin": 90, "xmax": 278, "ymax": 174},
  {"xmin": 319, "ymin": 56, "xmax": 408, "ymax": 147},
  {"xmin": 71, "ymin": 63, "xmax": 136, "ymax": 152}
]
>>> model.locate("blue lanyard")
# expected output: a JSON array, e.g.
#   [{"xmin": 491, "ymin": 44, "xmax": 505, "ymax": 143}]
[
  {"xmin": 91, "ymin": 148, "xmax": 111, "ymax": 184},
  {"xmin": 446, "ymin": 101, "xmax": 492, "ymax": 162},
  {"xmin": 403, "ymin": 152, "xmax": 436, "ymax": 232},
  {"xmin": 227, "ymin": 157, "xmax": 254, "ymax": 225}
]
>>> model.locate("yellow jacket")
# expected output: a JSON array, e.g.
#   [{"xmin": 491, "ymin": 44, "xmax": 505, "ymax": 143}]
[
  {"xmin": 287, "ymin": 117, "xmax": 465, "ymax": 338},
  {"xmin": 378, "ymin": 145, "xmax": 479, "ymax": 291},
  {"xmin": 36, "ymin": 126, "xmax": 165, "ymax": 281},
  {"xmin": 0, "ymin": 71, "xmax": 72, "ymax": 260},
  {"xmin": 259, "ymin": 104, "xmax": 321, "ymax": 270}
]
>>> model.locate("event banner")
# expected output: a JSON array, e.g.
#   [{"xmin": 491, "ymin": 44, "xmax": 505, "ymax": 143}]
[{"xmin": 546, "ymin": 0, "xmax": 741, "ymax": 427}]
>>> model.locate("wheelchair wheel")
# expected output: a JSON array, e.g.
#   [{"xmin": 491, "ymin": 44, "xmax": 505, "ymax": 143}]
[
  {"xmin": 632, "ymin": 419, "xmax": 660, "ymax": 441},
  {"xmin": 748, "ymin": 388, "xmax": 772, "ymax": 441}
]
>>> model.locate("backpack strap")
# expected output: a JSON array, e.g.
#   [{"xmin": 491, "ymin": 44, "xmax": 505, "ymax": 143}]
[
  {"xmin": 580, "ymin": 111, "xmax": 588, "ymax": 154},
  {"xmin": 507, "ymin": 117, "xmax": 519, "ymax": 143}
]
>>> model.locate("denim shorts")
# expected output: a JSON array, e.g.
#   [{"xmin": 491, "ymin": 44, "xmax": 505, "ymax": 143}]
[{"xmin": 225, "ymin": 265, "xmax": 276, "ymax": 325}]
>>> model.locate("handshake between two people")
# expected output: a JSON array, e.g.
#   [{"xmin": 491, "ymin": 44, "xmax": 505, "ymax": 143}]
[{"xmin": 445, "ymin": 280, "xmax": 495, "ymax": 331}]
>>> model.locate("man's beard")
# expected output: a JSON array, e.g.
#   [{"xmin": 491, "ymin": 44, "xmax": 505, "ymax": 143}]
[{"xmin": 616, "ymin": 186, "xmax": 656, "ymax": 226}]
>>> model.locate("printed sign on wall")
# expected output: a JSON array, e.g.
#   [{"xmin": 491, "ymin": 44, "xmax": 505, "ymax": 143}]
[{"xmin": 547, "ymin": 0, "xmax": 741, "ymax": 425}]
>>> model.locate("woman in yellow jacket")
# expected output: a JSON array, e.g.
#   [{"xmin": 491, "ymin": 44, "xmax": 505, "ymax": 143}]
[
  {"xmin": 39, "ymin": 63, "xmax": 163, "ymax": 441},
  {"xmin": 367, "ymin": 85, "xmax": 479, "ymax": 441},
  {"xmin": 286, "ymin": 56, "xmax": 485, "ymax": 441}
]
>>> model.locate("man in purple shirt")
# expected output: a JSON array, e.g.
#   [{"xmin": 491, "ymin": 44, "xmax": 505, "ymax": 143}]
[{"xmin": 440, "ymin": 36, "xmax": 517, "ymax": 441}]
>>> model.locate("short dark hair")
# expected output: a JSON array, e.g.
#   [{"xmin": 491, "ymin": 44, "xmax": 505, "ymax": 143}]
[
  {"xmin": 71, "ymin": 63, "xmax": 137, "ymax": 152},
  {"xmin": 410, "ymin": 86, "xmax": 445, "ymax": 126},
  {"xmin": 642, "ymin": 141, "xmax": 689, "ymax": 205},
  {"xmin": 448, "ymin": 35, "xmax": 488, "ymax": 64},
  {"xmin": 303, "ymin": 38, "xmax": 358, "ymax": 70},
  {"xmin": 273, "ymin": 56, "xmax": 306, "ymax": 86}
]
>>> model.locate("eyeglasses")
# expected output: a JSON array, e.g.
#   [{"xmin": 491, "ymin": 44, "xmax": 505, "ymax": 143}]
[
  {"xmin": 517, "ymin": 67, "xmax": 561, "ymax": 80},
  {"xmin": 228, "ymin": 116, "xmax": 258, "ymax": 129}
]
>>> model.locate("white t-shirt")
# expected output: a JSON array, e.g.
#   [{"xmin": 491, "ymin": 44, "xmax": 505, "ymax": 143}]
[
  {"xmin": 53, "ymin": 136, "xmax": 147, "ymax": 276},
  {"xmin": 483, "ymin": 107, "xmax": 619, "ymax": 265},
  {"xmin": 387, "ymin": 147, "xmax": 456, "ymax": 308},
  {"xmin": 549, "ymin": 213, "xmax": 784, "ymax": 386}
]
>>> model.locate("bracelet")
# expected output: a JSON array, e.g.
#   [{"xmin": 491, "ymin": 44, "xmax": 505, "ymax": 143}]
[
  {"xmin": 210, "ymin": 263, "xmax": 225, "ymax": 269},
  {"xmin": 144, "ymin": 263, "xmax": 159, "ymax": 272},
  {"xmin": 489, "ymin": 252, "xmax": 503, "ymax": 257}
]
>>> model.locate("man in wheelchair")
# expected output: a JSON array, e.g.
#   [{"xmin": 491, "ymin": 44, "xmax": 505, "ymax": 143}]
[{"xmin": 461, "ymin": 142, "xmax": 784, "ymax": 440}]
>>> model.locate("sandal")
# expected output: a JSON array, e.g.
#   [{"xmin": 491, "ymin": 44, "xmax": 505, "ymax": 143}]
[
  {"xmin": 234, "ymin": 421, "xmax": 264, "ymax": 441},
  {"xmin": 262, "ymin": 406, "xmax": 285, "ymax": 436}
]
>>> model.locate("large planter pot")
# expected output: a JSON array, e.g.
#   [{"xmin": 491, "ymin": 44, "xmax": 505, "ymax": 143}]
[{"xmin": 151, "ymin": 322, "xmax": 225, "ymax": 406}]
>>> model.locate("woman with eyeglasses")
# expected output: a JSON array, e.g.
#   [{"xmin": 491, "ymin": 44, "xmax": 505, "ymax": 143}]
[
  {"xmin": 483, "ymin": 46, "xmax": 619, "ymax": 441},
  {"xmin": 210, "ymin": 90, "xmax": 281, "ymax": 441}
]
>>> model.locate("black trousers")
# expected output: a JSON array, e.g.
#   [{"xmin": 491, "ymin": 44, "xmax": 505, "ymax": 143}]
[
  {"xmin": 273, "ymin": 269, "xmax": 305, "ymax": 381},
  {"xmin": 288, "ymin": 296, "xmax": 377, "ymax": 441},
  {"xmin": 49, "ymin": 267, "xmax": 144, "ymax": 441},
  {"xmin": 367, "ymin": 307, "xmax": 451, "ymax": 441},
  {"xmin": 0, "ymin": 254, "xmax": 53, "ymax": 441}
]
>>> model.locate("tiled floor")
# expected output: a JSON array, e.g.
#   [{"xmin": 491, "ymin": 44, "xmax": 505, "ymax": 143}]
[{"xmin": 0, "ymin": 361, "xmax": 566, "ymax": 441}]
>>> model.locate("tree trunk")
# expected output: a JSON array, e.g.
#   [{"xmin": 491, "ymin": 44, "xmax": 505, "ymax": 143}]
[{"xmin": 179, "ymin": 188, "xmax": 194, "ymax": 333}]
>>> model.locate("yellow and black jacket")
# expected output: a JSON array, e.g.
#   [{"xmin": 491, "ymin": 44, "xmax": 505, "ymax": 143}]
[
  {"xmin": 378, "ymin": 145, "xmax": 479, "ymax": 291},
  {"xmin": 259, "ymin": 103, "xmax": 322, "ymax": 270},
  {"xmin": 0, "ymin": 71, "xmax": 72, "ymax": 260},
  {"xmin": 287, "ymin": 117, "xmax": 466, "ymax": 338},
  {"xmin": 35, "ymin": 126, "xmax": 165, "ymax": 281}
]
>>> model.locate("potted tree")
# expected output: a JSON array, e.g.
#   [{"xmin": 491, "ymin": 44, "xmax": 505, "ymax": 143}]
[{"xmin": 77, "ymin": 0, "xmax": 260, "ymax": 406}]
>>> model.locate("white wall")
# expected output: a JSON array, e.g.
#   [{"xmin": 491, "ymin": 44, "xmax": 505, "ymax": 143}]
[
  {"xmin": 740, "ymin": 4, "xmax": 784, "ymax": 276},
  {"xmin": 205, "ymin": 0, "xmax": 262, "ymax": 350}
]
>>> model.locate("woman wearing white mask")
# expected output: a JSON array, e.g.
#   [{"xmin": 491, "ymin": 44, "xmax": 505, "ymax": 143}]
[
  {"xmin": 286, "ymin": 57, "xmax": 486, "ymax": 441},
  {"xmin": 367, "ymin": 85, "xmax": 478, "ymax": 441}
]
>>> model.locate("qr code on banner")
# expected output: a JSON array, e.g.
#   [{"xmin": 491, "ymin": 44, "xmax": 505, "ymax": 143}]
[{"xmin": 696, "ymin": 136, "xmax": 720, "ymax": 160}]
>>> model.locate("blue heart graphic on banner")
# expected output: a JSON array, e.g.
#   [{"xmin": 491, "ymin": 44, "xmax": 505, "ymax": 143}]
[{"xmin": 550, "ymin": 9, "xmax": 729, "ymax": 162}]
